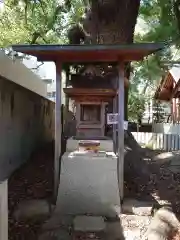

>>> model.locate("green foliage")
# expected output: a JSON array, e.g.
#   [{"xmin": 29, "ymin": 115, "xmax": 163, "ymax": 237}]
[
  {"xmin": 65, "ymin": 0, "xmax": 86, "ymax": 27},
  {"xmin": 0, "ymin": 0, "xmax": 86, "ymax": 47},
  {"xmin": 0, "ymin": 5, "xmax": 29, "ymax": 47},
  {"xmin": 139, "ymin": 0, "xmax": 179, "ymax": 43},
  {"xmin": 127, "ymin": 53, "xmax": 166, "ymax": 122},
  {"xmin": 128, "ymin": 89, "xmax": 146, "ymax": 122},
  {"xmin": 128, "ymin": 0, "xmax": 180, "ymax": 122}
]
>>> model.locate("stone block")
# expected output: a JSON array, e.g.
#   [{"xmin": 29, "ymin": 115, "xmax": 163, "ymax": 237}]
[
  {"xmin": 42, "ymin": 214, "xmax": 73, "ymax": 230},
  {"xmin": 55, "ymin": 152, "xmax": 120, "ymax": 217},
  {"xmin": 13, "ymin": 199, "xmax": 51, "ymax": 220},
  {"xmin": 73, "ymin": 216, "xmax": 106, "ymax": 232},
  {"xmin": 153, "ymin": 152, "xmax": 173, "ymax": 165}
]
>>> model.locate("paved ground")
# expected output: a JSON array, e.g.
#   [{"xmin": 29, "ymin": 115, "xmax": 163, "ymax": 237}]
[
  {"xmin": 37, "ymin": 216, "xmax": 151, "ymax": 240},
  {"xmin": 8, "ymin": 145, "xmax": 180, "ymax": 239}
]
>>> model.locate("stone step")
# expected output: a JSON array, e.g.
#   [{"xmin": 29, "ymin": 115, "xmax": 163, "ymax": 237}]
[
  {"xmin": 42, "ymin": 215, "xmax": 73, "ymax": 231},
  {"xmin": 13, "ymin": 199, "xmax": 52, "ymax": 221},
  {"xmin": 73, "ymin": 216, "xmax": 106, "ymax": 232}
]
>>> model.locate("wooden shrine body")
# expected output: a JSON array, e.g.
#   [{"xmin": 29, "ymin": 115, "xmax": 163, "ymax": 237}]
[{"xmin": 64, "ymin": 88, "xmax": 116, "ymax": 139}]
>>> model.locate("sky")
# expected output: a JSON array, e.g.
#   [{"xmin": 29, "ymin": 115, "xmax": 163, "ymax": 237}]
[
  {"xmin": 23, "ymin": 57, "xmax": 56, "ymax": 81},
  {"xmin": 170, "ymin": 66, "xmax": 180, "ymax": 83},
  {"xmin": 135, "ymin": 17, "xmax": 148, "ymax": 35}
]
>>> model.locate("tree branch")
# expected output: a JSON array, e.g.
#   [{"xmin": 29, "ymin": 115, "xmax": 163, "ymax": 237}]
[{"xmin": 30, "ymin": 32, "xmax": 41, "ymax": 44}]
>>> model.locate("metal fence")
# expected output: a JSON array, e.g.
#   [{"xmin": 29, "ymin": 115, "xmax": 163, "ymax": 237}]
[{"xmin": 132, "ymin": 132, "xmax": 180, "ymax": 151}]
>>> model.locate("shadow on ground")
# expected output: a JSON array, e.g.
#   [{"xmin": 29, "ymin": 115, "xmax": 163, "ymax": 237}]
[
  {"xmin": 8, "ymin": 142, "xmax": 54, "ymax": 240},
  {"xmin": 124, "ymin": 131, "xmax": 180, "ymax": 217}
]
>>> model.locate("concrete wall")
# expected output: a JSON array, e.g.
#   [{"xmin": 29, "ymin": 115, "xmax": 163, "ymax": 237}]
[
  {"xmin": 0, "ymin": 71, "xmax": 54, "ymax": 181},
  {"xmin": 0, "ymin": 180, "xmax": 8, "ymax": 240}
]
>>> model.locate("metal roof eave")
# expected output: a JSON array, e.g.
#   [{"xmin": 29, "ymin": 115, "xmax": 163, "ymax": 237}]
[{"xmin": 11, "ymin": 43, "xmax": 165, "ymax": 63}]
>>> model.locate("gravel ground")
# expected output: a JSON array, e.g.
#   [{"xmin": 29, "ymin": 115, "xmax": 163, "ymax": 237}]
[
  {"xmin": 121, "ymin": 214, "xmax": 151, "ymax": 240},
  {"xmin": 8, "ymin": 143, "xmax": 54, "ymax": 240}
]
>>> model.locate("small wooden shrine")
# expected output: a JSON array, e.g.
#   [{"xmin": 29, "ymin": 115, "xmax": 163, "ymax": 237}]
[
  {"xmin": 12, "ymin": 43, "xmax": 164, "ymax": 204},
  {"xmin": 64, "ymin": 73, "xmax": 117, "ymax": 138}
]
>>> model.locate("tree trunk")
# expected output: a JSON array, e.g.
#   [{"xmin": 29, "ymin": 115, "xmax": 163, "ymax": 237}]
[
  {"xmin": 67, "ymin": 0, "xmax": 150, "ymax": 195},
  {"xmin": 82, "ymin": 0, "xmax": 151, "ymax": 193},
  {"xmin": 83, "ymin": 0, "xmax": 141, "ymax": 119}
]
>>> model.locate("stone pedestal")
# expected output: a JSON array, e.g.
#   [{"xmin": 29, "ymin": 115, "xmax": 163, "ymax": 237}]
[{"xmin": 55, "ymin": 149, "xmax": 121, "ymax": 218}]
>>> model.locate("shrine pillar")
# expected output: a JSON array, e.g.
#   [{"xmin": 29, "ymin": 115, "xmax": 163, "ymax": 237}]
[
  {"xmin": 176, "ymin": 98, "xmax": 179, "ymax": 122},
  {"xmin": 54, "ymin": 61, "xmax": 62, "ymax": 202},
  {"xmin": 113, "ymin": 96, "xmax": 117, "ymax": 153},
  {"xmin": 118, "ymin": 62, "xmax": 124, "ymax": 201}
]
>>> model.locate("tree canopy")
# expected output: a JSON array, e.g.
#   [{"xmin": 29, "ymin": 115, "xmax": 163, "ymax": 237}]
[
  {"xmin": 1, "ymin": 0, "xmax": 180, "ymax": 122},
  {"xmin": 129, "ymin": 0, "xmax": 180, "ymax": 122}
]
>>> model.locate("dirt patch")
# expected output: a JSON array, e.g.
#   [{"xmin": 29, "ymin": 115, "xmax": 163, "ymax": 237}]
[{"xmin": 125, "ymin": 149, "xmax": 180, "ymax": 209}]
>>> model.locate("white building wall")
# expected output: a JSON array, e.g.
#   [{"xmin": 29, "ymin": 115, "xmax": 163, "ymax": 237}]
[
  {"xmin": 0, "ymin": 53, "xmax": 54, "ymax": 240},
  {"xmin": 0, "ymin": 52, "xmax": 47, "ymax": 97},
  {"xmin": 46, "ymin": 73, "xmax": 66, "ymax": 104}
]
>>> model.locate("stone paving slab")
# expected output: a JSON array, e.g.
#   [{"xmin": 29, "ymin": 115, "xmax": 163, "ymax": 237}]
[
  {"xmin": 13, "ymin": 199, "xmax": 51, "ymax": 221},
  {"xmin": 153, "ymin": 152, "xmax": 174, "ymax": 164},
  {"xmin": 170, "ymin": 158, "xmax": 180, "ymax": 166},
  {"xmin": 168, "ymin": 165, "xmax": 180, "ymax": 173},
  {"xmin": 167, "ymin": 157, "xmax": 180, "ymax": 173},
  {"xmin": 42, "ymin": 215, "xmax": 73, "ymax": 231},
  {"xmin": 74, "ymin": 216, "xmax": 106, "ymax": 232}
]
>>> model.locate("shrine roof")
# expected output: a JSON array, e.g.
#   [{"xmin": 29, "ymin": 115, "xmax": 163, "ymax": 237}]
[{"xmin": 12, "ymin": 43, "xmax": 164, "ymax": 63}]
